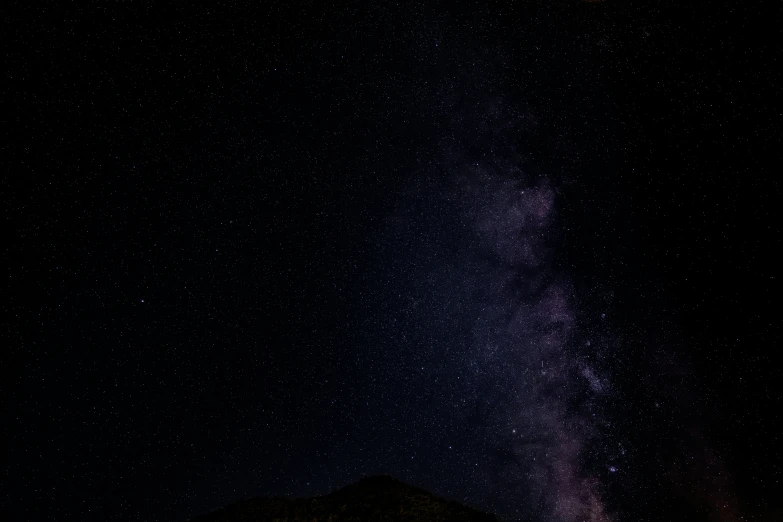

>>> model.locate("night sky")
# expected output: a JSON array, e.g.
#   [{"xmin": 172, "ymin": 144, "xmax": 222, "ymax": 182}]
[{"xmin": 5, "ymin": 2, "xmax": 782, "ymax": 521}]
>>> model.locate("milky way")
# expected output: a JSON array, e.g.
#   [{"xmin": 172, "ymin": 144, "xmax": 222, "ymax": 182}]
[
  {"xmin": 388, "ymin": 140, "xmax": 615, "ymax": 519},
  {"xmin": 466, "ymin": 175, "xmax": 616, "ymax": 520},
  {"xmin": 386, "ymin": 33, "xmax": 743, "ymax": 517}
]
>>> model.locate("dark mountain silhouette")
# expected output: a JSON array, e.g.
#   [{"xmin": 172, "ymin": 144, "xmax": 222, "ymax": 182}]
[{"xmin": 191, "ymin": 475, "xmax": 498, "ymax": 521}]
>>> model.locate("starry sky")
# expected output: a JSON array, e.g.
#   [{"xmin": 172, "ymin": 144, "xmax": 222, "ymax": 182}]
[{"xmin": 5, "ymin": 2, "xmax": 782, "ymax": 522}]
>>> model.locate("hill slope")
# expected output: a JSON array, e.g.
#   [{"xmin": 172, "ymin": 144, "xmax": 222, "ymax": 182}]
[{"xmin": 191, "ymin": 475, "xmax": 497, "ymax": 521}]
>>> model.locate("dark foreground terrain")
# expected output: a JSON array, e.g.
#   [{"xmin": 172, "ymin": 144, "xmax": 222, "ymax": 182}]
[{"xmin": 191, "ymin": 476, "xmax": 497, "ymax": 521}]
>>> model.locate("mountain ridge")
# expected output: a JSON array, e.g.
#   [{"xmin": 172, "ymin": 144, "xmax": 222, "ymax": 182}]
[{"xmin": 190, "ymin": 475, "xmax": 498, "ymax": 521}]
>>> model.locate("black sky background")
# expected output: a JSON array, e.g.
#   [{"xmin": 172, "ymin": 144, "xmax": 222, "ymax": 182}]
[{"xmin": 5, "ymin": 2, "xmax": 781, "ymax": 521}]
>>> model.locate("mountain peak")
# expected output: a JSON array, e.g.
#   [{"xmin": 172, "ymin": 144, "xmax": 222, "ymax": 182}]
[{"xmin": 192, "ymin": 475, "xmax": 497, "ymax": 521}]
